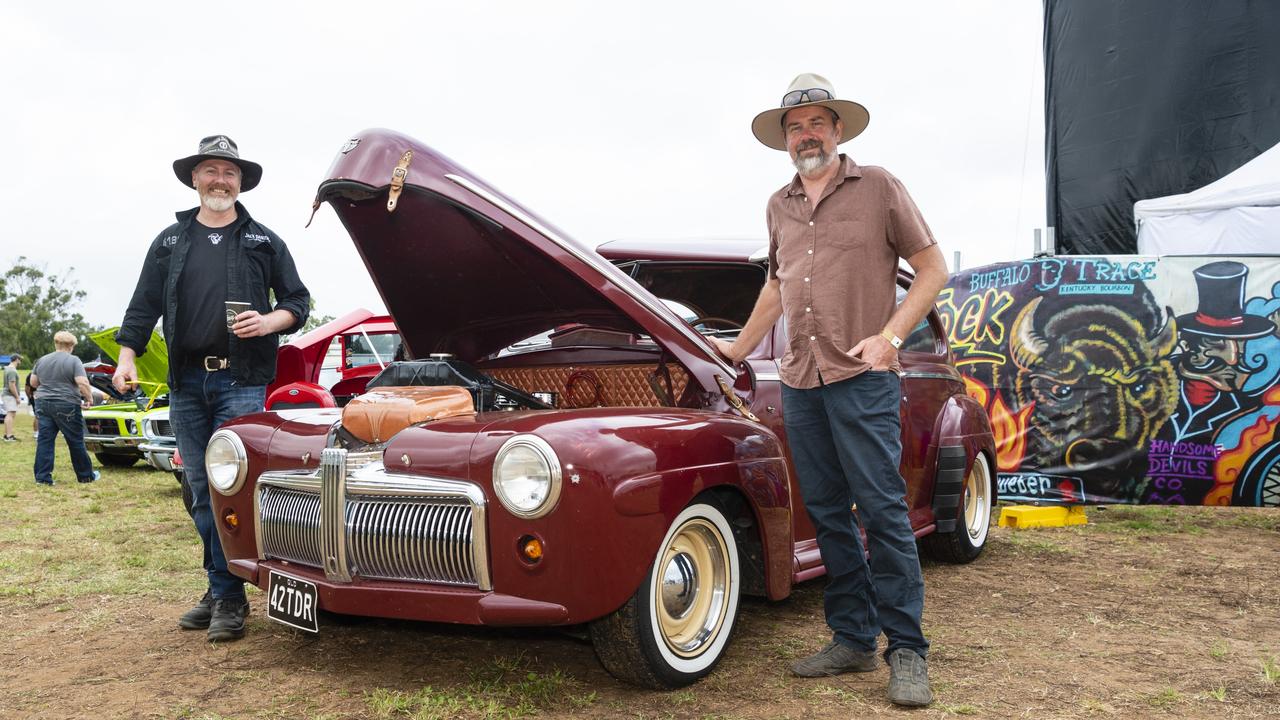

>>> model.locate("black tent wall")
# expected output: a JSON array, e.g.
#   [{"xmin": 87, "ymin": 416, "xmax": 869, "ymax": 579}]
[{"xmin": 1044, "ymin": 0, "xmax": 1280, "ymax": 255}]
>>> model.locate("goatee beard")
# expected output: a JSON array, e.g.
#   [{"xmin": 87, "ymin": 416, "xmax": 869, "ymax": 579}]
[
  {"xmin": 792, "ymin": 147, "xmax": 835, "ymax": 178},
  {"xmin": 201, "ymin": 192, "xmax": 236, "ymax": 213}
]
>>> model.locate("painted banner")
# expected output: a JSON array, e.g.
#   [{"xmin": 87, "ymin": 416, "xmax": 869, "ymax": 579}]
[{"xmin": 941, "ymin": 255, "xmax": 1280, "ymax": 507}]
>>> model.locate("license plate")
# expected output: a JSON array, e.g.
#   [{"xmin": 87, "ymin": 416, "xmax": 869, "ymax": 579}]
[{"xmin": 267, "ymin": 569, "xmax": 319, "ymax": 633}]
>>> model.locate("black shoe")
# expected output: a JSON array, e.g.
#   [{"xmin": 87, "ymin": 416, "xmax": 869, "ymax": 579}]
[
  {"xmin": 34, "ymin": 479, "xmax": 53, "ymax": 486},
  {"xmin": 178, "ymin": 591, "xmax": 214, "ymax": 630},
  {"xmin": 207, "ymin": 596, "xmax": 250, "ymax": 642}
]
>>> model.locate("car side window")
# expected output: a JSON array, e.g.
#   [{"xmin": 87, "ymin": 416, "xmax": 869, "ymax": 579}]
[{"xmin": 895, "ymin": 285, "xmax": 943, "ymax": 354}]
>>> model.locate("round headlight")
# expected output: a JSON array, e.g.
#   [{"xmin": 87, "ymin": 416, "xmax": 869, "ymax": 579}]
[
  {"xmin": 493, "ymin": 435, "xmax": 562, "ymax": 518},
  {"xmin": 206, "ymin": 430, "xmax": 248, "ymax": 495}
]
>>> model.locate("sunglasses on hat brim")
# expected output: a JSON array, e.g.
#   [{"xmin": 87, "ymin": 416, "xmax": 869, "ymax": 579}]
[{"xmin": 781, "ymin": 88, "xmax": 834, "ymax": 106}]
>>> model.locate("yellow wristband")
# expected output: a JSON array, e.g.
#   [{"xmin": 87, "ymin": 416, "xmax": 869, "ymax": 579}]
[{"xmin": 880, "ymin": 328, "xmax": 903, "ymax": 349}]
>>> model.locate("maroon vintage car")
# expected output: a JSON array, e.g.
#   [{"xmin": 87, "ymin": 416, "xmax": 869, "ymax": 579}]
[{"xmin": 205, "ymin": 129, "xmax": 995, "ymax": 689}]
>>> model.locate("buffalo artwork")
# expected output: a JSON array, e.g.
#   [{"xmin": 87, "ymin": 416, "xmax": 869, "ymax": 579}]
[{"xmin": 943, "ymin": 255, "xmax": 1280, "ymax": 507}]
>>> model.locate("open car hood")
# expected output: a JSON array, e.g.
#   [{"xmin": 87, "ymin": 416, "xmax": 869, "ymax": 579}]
[
  {"xmin": 90, "ymin": 328, "xmax": 169, "ymax": 394},
  {"xmin": 314, "ymin": 128, "xmax": 733, "ymax": 392}
]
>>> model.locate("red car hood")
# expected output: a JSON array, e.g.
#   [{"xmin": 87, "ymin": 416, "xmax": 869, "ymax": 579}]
[{"xmin": 313, "ymin": 128, "xmax": 733, "ymax": 392}]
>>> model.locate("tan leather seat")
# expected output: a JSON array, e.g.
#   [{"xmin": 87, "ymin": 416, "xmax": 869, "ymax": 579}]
[{"xmin": 341, "ymin": 386, "xmax": 475, "ymax": 443}]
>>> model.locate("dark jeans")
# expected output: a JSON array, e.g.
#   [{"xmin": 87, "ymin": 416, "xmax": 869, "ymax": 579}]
[
  {"xmin": 782, "ymin": 371, "xmax": 928, "ymax": 659},
  {"xmin": 170, "ymin": 366, "xmax": 265, "ymax": 601},
  {"xmin": 34, "ymin": 399, "xmax": 96, "ymax": 483}
]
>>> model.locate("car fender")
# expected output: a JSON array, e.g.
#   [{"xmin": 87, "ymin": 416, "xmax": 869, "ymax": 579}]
[
  {"xmin": 932, "ymin": 393, "xmax": 998, "ymax": 502},
  {"xmin": 470, "ymin": 408, "xmax": 793, "ymax": 621}
]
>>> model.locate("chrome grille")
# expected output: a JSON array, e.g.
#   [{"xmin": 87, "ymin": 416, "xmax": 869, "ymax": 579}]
[
  {"xmin": 153, "ymin": 419, "xmax": 173, "ymax": 437},
  {"xmin": 255, "ymin": 454, "xmax": 490, "ymax": 589},
  {"xmin": 258, "ymin": 487, "xmax": 322, "ymax": 567},
  {"xmin": 347, "ymin": 496, "xmax": 476, "ymax": 583},
  {"xmin": 320, "ymin": 448, "xmax": 351, "ymax": 582}
]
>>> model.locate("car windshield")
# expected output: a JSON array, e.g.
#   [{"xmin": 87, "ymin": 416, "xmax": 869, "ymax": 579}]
[
  {"xmin": 494, "ymin": 262, "xmax": 766, "ymax": 356},
  {"xmin": 345, "ymin": 332, "xmax": 402, "ymax": 368},
  {"xmin": 627, "ymin": 261, "xmax": 764, "ymax": 338}
]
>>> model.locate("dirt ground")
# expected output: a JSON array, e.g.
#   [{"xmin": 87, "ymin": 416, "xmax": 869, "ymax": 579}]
[{"xmin": 2, "ymin": 507, "xmax": 1278, "ymax": 720}]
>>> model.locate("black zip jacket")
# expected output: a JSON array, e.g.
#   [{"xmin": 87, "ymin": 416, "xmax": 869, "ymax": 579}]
[{"xmin": 116, "ymin": 202, "xmax": 310, "ymax": 389}]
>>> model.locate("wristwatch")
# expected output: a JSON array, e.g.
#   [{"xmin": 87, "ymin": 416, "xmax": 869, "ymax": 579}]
[{"xmin": 880, "ymin": 328, "xmax": 903, "ymax": 349}]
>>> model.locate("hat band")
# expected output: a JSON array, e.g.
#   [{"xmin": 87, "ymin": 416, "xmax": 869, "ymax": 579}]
[{"xmin": 1195, "ymin": 312, "xmax": 1243, "ymax": 328}]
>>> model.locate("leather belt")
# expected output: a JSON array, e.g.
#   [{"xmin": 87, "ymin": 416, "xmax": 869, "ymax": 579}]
[{"xmin": 202, "ymin": 356, "xmax": 230, "ymax": 371}]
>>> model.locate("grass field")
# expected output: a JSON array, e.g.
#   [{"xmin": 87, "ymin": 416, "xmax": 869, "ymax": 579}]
[{"xmin": 0, "ymin": 415, "xmax": 201, "ymax": 603}]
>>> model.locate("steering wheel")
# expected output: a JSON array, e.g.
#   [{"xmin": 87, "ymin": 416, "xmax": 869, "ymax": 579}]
[
  {"xmin": 486, "ymin": 375, "xmax": 554, "ymax": 410},
  {"xmin": 691, "ymin": 316, "xmax": 744, "ymax": 332}
]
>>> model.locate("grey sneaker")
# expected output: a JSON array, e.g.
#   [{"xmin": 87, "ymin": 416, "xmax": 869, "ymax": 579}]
[
  {"xmin": 178, "ymin": 591, "xmax": 214, "ymax": 629},
  {"xmin": 791, "ymin": 641, "xmax": 879, "ymax": 677},
  {"xmin": 887, "ymin": 648, "xmax": 933, "ymax": 707},
  {"xmin": 207, "ymin": 596, "xmax": 250, "ymax": 642}
]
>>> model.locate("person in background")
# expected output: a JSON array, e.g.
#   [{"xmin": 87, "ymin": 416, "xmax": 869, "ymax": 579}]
[
  {"xmin": 713, "ymin": 73, "xmax": 948, "ymax": 707},
  {"xmin": 3, "ymin": 353, "xmax": 21, "ymax": 441},
  {"xmin": 112, "ymin": 135, "xmax": 310, "ymax": 643},
  {"xmin": 30, "ymin": 333, "xmax": 98, "ymax": 485},
  {"xmin": 25, "ymin": 371, "xmax": 38, "ymax": 438}
]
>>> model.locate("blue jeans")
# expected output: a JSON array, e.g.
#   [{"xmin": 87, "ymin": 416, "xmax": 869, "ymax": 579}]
[
  {"xmin": 170, "ymin": 366, "xmax": 265, "ymax": 600},
  {"xmin": 33, "ymin": 399, "xmax": 96, "ymax": 483},
  {"xmin": 782, "ymin": 371, "xmax": 928, "ymax": 659}
]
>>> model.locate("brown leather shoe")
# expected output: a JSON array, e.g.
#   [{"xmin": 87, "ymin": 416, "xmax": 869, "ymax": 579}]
[{"xmin": 791, "ymin": 641, "xmax": 879, "ymax": 677}]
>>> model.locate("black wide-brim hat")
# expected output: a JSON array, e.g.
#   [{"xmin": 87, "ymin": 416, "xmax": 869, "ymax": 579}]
[
  {"xmin": 172, "ymin": 135, "xmax": 263, "ymax": 192},
  {"xmin": 1176, "ymin": 260, "xmax": 1275, "ymax": 338}
]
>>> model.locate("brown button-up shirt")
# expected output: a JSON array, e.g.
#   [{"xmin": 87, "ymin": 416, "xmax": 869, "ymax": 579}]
[{"xmin": 767, "ymin": 155, "xmax": 936, "ymax": 389}]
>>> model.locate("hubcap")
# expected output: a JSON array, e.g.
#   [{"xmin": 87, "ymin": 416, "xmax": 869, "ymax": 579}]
[
  {"xmin": 661, "ymin": 553, "xmax": 699, "ymax": 619},
  {"xmin": 655, "ymin": 518, "xmax": 730, "ymax": 658},
  {"xmin": 963, "ymin": 457, "xmax": 991, "ymax": 543}
]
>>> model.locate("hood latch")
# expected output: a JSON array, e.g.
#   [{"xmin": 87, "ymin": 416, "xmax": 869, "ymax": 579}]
[
  {"xmin": 387, "ymin": 150, "xmax": 414, "ymax": 212},
  {"xmin": 714, "ymin": 374, "xmax": 759, "ymax": 423}
]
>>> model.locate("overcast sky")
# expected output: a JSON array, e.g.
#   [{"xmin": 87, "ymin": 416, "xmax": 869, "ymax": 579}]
[{"xmin": 2, "ymin": 1, "xmax": 1045, "ymax": 328}]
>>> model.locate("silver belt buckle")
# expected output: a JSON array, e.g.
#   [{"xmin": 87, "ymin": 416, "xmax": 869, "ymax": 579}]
[{"xmin": 202, "ymin": 356, "xmax": 227, "ymax": 371}]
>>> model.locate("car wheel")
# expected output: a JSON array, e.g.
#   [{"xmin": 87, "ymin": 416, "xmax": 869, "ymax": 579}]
[
  {"xmin": 589, "ymin": 501, "xmax": 741, "ymax": 689},
  {"xmin": 95, "ymin": 452, "xmax": 138, "ymax": 468},
  {"xmin": 176, "ymin": 470, "xmax": 195, "ymax": 518},
  {"xmin": 923, "ymin": 452, "xmax": 993, "ymax": 564}
]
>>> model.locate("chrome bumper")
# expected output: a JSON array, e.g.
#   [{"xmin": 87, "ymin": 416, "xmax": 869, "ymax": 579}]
[
  {"xmin": 255, "ymin": 449, "xmax": 491, "ymax": 591},
  {"xmin": 140, "ymin": 442, "xmax": 177, "ymax": 472}
]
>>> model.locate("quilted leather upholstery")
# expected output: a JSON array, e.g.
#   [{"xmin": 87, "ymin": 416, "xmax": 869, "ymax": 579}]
[
  {"xmin": 342, "ymin": 386, "xmax": 475, "ymax": 443},
  {"xmin": 486, "ymin": 363, "xmax": 690, "ymax": 408}
]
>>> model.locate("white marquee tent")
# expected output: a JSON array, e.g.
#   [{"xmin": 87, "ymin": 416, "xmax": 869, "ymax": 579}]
[{"xmin": 1135, "ymin": 141, "xmax": 1280, "ymax": 255}]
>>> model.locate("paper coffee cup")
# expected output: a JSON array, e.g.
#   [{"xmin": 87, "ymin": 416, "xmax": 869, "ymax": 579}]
[{"xmin": 225, "ymin": 301, "xmax": 252, "ymax": 329}]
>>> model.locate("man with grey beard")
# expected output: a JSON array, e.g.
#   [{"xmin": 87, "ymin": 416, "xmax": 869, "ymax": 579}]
[
  {"xmin": 712, "ymin": 74, "xmax": 947, "ymax": 707},
  {"xmin": 113, "ymin": 135, "xmax": 309, "ymax": 642}
]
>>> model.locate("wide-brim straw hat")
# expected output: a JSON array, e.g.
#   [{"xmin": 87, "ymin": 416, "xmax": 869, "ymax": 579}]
[
  {"xmin": 751, "ymin": 73, "xmax": 869, "ymax": 151},
  {"xmin": 172, "ymin": 134, "xmax": 263, "ymax": 192}
]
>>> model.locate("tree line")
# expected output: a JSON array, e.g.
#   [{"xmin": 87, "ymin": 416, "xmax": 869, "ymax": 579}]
[{"xmin": 0, "ymin": 258, "xmax": 102, "ymax": 363}]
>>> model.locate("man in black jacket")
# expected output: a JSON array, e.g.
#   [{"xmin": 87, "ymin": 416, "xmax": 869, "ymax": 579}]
[{"xmin": 113, "ymin": 135, "xmax": 309, "ymax": 642}]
